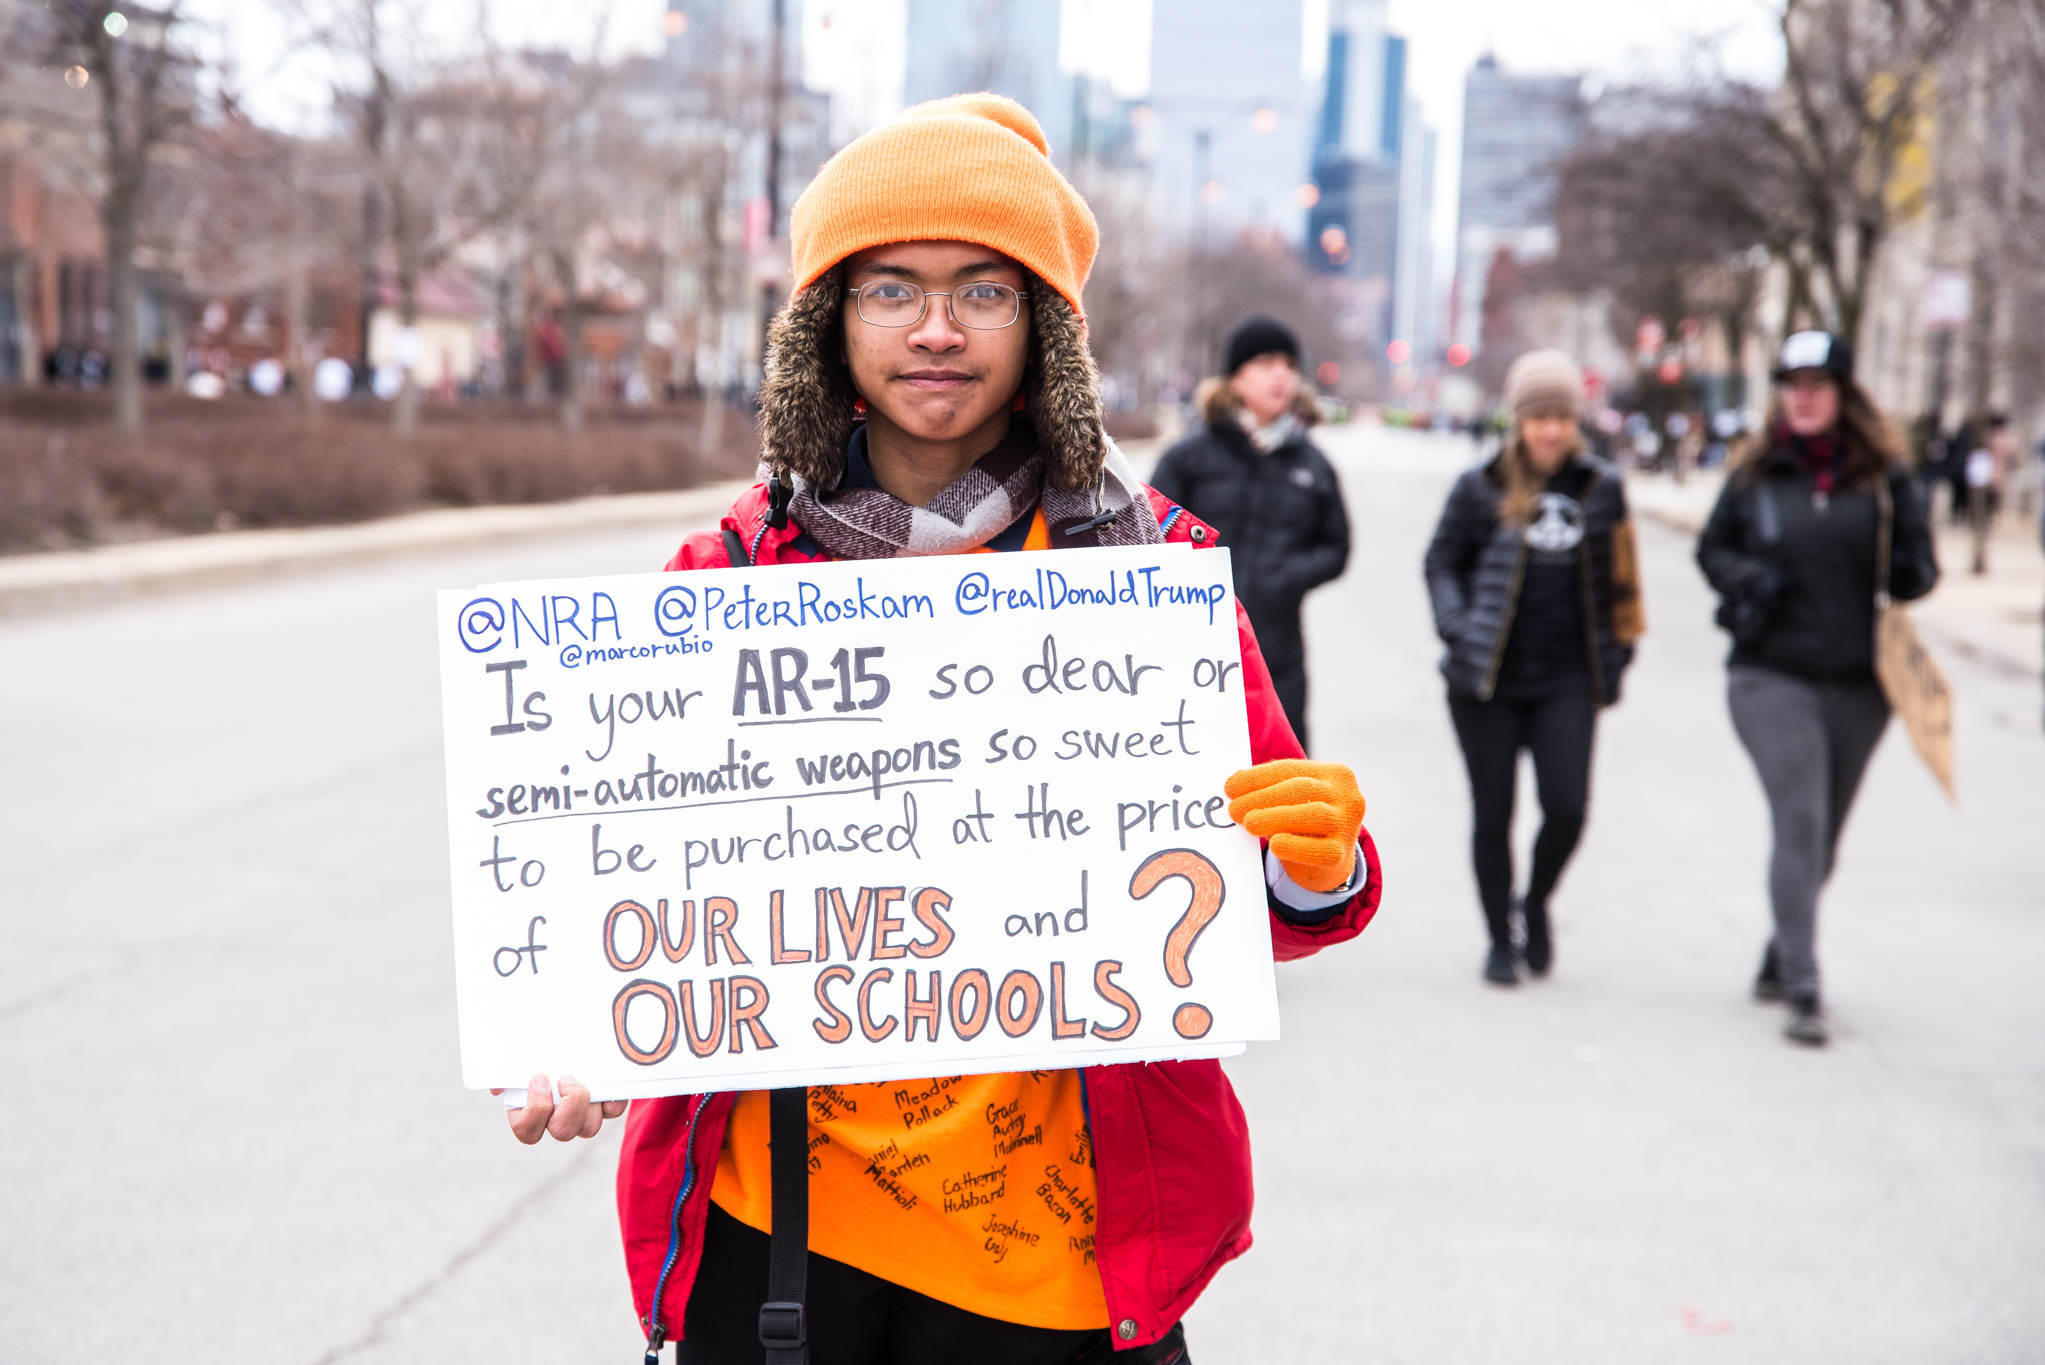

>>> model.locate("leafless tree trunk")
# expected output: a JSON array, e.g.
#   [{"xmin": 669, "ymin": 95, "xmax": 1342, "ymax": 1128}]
[
  {"xmin": 1772, "ymin": 0, "xmax": 1972, "ymax": 345},
  {"xmin": 73, "ymin": 0, "xmax": 189, "ymax": 433},
  {"xmin": 11, "ymin": 255, "xmax": 39, "ymax": 387},
  {"xmin": 551, "ymin": 248, "xmax": 585, "ymax": 432}
]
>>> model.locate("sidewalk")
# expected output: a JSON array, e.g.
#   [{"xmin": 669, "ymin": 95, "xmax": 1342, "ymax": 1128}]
[
  {"xmin": 0, "ymin": 482, "xmax": 749, "ymax": 618},
  {"xmin": 1626, "ymin": 468, "xmax": 2044, "ymax": 682}
]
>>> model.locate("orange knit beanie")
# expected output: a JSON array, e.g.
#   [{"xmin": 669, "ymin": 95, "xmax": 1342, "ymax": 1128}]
[{"xmin": 790, "ymin": 94, "xmax": 1099, "ymax": 318}]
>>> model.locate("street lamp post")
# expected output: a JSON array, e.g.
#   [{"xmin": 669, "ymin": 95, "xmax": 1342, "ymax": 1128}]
[
  {"xmin": 1192, "ymin": 126, "xmax": 1212, "ymax": 377},
  {"xmin": 760, "ymin": 0, "xmax": 786, "ymax": 371}
]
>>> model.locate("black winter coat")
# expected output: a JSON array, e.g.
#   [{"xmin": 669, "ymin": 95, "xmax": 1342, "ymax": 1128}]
[
  {"xmin": 1424, "ymin": 454, "xmax": 1637, "ymax": 706},
  {"xmin": 1696, "ymin": 446, "xmax": 1938, "ymax": 682},
  {"xmin": 1150, "ymin": 418, "xmax": 1349, "ymax": 674}
]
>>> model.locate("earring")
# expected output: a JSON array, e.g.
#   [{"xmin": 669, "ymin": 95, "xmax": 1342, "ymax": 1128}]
[
  {"xmin": 853, "ymin": 397, "xmax": 867, "ymax": 417},
  {"xmin": 1011, "ymin": 391, "xmax": 1027, "ymax": 413}
]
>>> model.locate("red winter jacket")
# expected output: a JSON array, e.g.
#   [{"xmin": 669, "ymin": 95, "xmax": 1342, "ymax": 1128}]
[{"xmin": 615, "ymin": 481, "xmax": 1383, "ymax": 1351}]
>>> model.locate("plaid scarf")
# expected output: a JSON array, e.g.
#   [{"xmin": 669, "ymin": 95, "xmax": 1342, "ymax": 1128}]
[
  {"xmin": 1779, "ymin": 421, "xmax": 1839, "ymax": 498},
  {"xmin": 785, "ymin": 418, "xmax": 1163, "ymax": 559}
]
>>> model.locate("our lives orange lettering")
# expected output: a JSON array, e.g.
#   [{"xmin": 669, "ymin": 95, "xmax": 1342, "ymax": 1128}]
[
  {"xmin": 769, "ymin": 890, "xmax": 811, "ymax": 964},
  {"xmin": 908, "ymin": 887, "xmax": 956, "ymax": 958}
]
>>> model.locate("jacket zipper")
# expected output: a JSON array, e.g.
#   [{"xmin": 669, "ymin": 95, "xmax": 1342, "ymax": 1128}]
[
  {"xmin": 642, "ymin": 1099, "xmax": 709, "ymax": 1364},
  {"xmin": 1477, "ymin": 536, "xmax": 1530, "ymax": 702},
  {"xmin": 1576, "ymin": 470, "xmax": 1606, "ymax": 703}
]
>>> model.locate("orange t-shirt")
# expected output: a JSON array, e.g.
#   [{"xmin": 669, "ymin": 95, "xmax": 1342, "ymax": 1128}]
[
  {"xmin": 711, "ymin": 504, "xmax": 1106, "ymax": 1330},
  {"xmin": 712, "ymin": 1072, "xmax": 1105, "ymax": 1328},
  {"xmin": 967, "ymin": 507, "xmax": 1054, "ymax": 553}
]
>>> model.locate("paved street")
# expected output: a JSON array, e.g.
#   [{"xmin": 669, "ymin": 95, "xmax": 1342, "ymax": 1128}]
[{"xmin": 4, "ymin": 424, "xmax": 2041, "ymax": 1363}]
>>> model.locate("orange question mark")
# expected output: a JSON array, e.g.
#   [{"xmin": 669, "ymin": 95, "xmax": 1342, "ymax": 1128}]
[{"xmin": 1128, "ymin": 848, "xmax": 1225, "ymax": 1039}]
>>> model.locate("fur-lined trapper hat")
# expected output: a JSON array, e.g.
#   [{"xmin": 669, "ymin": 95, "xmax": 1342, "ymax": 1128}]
[{"xmin": 759, "ymin": 96, "xmax": 1109, "ymax": 495}]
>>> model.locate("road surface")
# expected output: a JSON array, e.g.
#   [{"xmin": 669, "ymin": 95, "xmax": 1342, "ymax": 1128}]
[{"xmin": 3, "ymin": 425, "xmax": 2040, "ymax": 1363}]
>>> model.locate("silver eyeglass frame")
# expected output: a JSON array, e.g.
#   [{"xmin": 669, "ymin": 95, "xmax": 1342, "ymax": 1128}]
[{"xmin": 846, "ymin": 282, "xmax": 1030, "ymax": 330}]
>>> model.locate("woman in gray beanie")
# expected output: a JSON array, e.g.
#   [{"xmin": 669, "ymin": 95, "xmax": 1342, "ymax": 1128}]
[{"xmin": 1424, "ymin": 350, "xmax": 1644, "ymax": 984}]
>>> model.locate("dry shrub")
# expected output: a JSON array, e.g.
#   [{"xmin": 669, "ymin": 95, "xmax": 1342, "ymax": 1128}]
[
  {"xmin": 0, "ymin": 390, "xmax": 761, "ymax": 553},
  {"xmin": 0, "ymin": 428, "xmax": 107, "ymax": 550}
]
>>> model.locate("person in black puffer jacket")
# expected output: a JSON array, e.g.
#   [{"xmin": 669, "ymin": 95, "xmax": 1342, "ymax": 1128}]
[
  {"xmin": 1697, "ymin": 330, "xmax": 1937, "ymax": 1047},
  {"xmin": 1151, "ymin": 316, "xmax": 1349, "ymax": 751},
  {"xmin": 1425, "ymin": 350, "xmax": 1644, "ymax": 985}
]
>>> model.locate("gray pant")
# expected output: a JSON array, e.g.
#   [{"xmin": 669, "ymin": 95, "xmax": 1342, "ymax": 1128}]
[{"xmin": 1727, "ymin": 666, "xmax": 1891, "ymax": 1000}]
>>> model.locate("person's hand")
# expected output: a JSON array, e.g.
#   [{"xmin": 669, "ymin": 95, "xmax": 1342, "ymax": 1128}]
[
  {"xmin": 491, "ymin": 1074, "xmax": 628, "ymax": 1145},
  {"xmin": 1225, "ymin": 759, "xmax": 1367, "ymax": 893}
]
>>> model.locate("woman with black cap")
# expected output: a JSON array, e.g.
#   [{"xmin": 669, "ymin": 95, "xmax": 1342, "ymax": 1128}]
[
  {"xmin": 1151, "ymin": 316, "xmax": 1350, "ymax": 751},
  {"xmin": 1698, "ymin": 331, "xmax": 1939, "ymax": 1046}
]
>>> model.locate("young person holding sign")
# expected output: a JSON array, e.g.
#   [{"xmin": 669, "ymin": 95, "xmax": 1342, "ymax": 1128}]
[{"xmin": 491, "ymin": 97, "xmax": 1381, "ymax": 1363}]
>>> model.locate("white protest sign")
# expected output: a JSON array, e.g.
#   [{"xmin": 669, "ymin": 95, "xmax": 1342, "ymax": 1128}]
[{"xmin": 436, "ymin": 545, "xmax": 1278, "ymax": 1100}]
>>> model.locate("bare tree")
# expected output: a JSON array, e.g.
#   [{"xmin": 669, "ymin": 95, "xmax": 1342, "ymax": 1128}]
[
  {"xmin": 281, "ymin": 0, "xmax": 548, "ymax": 432},
  {"xmin": 1554, "ymin": 0, "xmax": 1976, "ymax": 376},
  {"xmin": 1555, "ymin": 88, "xmax": 1773, "ymax": 401},
  {"xmin": 520, "ymin": 55, "xmax": 652, "ymax": 430},
  {"xmin": 176, "ymin": 107, "xmax": 355, "ymax": 415},
  {"xmin": 1937, "ymin": 0, "xmax": 2045, "ymax": 433},
  {"xmin": 1762, "ymin": 0, "xmax": 1974, "ymax": 344},
  {"xmin": 32, "ymin": 0, "xmax": 197, "ymax": 431}
]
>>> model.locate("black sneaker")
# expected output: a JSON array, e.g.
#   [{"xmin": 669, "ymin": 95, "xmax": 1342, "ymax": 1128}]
[
  {"xmin": 1753, "ymin": 943, "xmax": 1785, "ymax": 1002},
  {"xmin": 1522, "ymin": 901, "xmax": 1553, "ymax": 977},
  {"xmin": 1785, "ymin": 995, "xmax": 1827, "ymax": 1046},
  {"xmin": 1483, "ymin": 945, "xmax": 1518, "ymax": 986}
]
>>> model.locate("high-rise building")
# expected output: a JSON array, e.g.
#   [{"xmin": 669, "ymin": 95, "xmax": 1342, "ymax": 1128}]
[
  {"xmin": 1394, "ymin": 116, "xmax": 1438, "ymax": 363},
  {"xmin": 1450, "ymin": 56, "xmax": 1586, "ymax": 355},
  {"xmin": 1307, "ymin": 0, "xmax": 1434, "ymax": 358},
  {"xmin": 1145, "ymin": 0, "xmax": 1314, "ymax": 243},
  {"xmin": 903, "ymin": 0, "xmax": 1070, "ymax": 166}
]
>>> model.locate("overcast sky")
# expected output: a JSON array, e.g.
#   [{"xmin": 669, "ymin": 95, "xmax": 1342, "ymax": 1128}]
[{"xmin": 207, "ymin": 0, "xmax": 1785, "ymax": 273}]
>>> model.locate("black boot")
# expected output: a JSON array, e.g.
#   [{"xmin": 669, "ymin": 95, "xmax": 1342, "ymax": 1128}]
[
  {"xmin": 1785, "ymin": 994, "xmax": 1826, "ymax": 1046},
  {"xmin": 1522, "ymin": 900, "xmax": 1553, "ymax": 978},
  {"xmin": 1753, "ymin": 942, "xmax": 1785, "ymax": 1002},
  {"xmin": 1483, "ymin": 944, "xmax": 1518, "ymax": 986}
]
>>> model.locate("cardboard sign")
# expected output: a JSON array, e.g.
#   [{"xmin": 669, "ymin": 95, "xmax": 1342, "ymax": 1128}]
[
  {"xmin": 1876, "ymin": 605, "xmax": 1955, "ymax": 801},
  {"xmin": 436, "ymin": 546, "xmax": 1279, "ymax": 1100}
]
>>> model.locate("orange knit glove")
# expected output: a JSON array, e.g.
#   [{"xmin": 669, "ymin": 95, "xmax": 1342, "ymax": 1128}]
[{"xmin": 1225, "ymin": 760, "xmax": 1367, "ymax": 894}]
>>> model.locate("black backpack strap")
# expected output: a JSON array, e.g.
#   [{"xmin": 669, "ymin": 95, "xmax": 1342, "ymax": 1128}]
[
  {"xmin": 759, "ymin": 1086, "xmax": 809, "ymax": 1363},
  {"xmin": 722, "ymin": 527, "xmax": 752, "ymax": 567}
]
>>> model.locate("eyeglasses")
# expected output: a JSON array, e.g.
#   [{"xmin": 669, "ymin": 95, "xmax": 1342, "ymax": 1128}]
[{"xmin": 848, "ymin": 280, "xmax": 1029, "ymax": 330}]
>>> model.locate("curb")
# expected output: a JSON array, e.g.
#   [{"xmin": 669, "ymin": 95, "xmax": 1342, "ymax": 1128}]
[{"xmin": 0, "ymin": 482, "xmax": 750, "ymax": 619}]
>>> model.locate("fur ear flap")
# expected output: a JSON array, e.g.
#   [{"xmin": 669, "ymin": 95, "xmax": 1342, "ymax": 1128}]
[
  {"xmin": 759, "ymin": 270, "xmax": 859, "ymax": 489},
  {"xmin": 1025, "ymin": 280, "xmax": 1109, "ymax": 493}
]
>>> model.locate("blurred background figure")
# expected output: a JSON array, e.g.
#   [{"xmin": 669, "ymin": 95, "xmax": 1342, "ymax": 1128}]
[
  {"xmin": 1697, "ymin": 331, "xmax": 1939, "ymax": 1046},
  {"xmin": 1152, "ymin": 316, "xmax": 1350, "ymax": 752},
  {"xmin": 1966, "ymin": 414, "xmax": 2020, "ymax": 574},
  {"xmin": 1424, "ymin": 350, "xmax": 1642, "ymax": 985}
]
